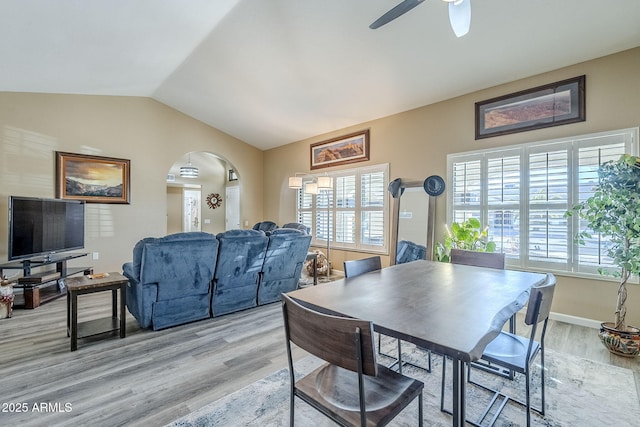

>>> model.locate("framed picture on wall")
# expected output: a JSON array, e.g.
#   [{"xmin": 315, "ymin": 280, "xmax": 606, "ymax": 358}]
[
  {"xmin": 56, "ymin": 151, "xmax": 131, "ymax": 204},
  {"xmin": 310, "ymin": 129, "xmax": 370, "ymax": 170},
  {"xmin": 475, "ymin": 75, "xmax": 585, "ymax": 139}
]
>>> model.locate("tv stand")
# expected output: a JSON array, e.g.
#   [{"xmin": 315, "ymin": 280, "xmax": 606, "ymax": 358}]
[{"xmin": 0, "ymin": 253, "xmax": 92, "ymax": 309}]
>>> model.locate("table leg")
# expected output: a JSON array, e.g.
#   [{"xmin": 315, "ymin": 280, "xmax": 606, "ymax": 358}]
[
  {"xmin": 70, "ymin": 292, "xmax": 78, "ymax": 352},
  {"xmin": 111, "ymin": 289, "xmax": 117, "ymax": 318},
  {"xmin": 66, "ymin": 289, "xmax": 71, "ymax": 337},
  {"xmin": 451, "ymin": 358, "xmax": 466, "ymax": 427},
  {"xmin": 119, "ymin": 284, "xmax": 126, "ymax": 339}
]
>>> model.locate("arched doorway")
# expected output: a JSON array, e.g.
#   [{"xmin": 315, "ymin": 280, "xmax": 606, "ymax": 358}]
[{"xmin": 166, "ymin": 151, "xmax": 240, "ymax": 234}]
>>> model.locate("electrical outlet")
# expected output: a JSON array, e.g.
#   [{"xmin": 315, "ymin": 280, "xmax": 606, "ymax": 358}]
[{"xmin": 92, "ymin": 252, "xmax": 99, "ymax": 260}]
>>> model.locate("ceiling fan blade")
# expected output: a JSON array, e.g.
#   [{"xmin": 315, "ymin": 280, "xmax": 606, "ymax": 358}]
[
  {"xmin": 449, "ymin": 0, "xmax": 471, "ymax": 37},
  {"xmin": 370, "ymin": 0, "xmax": 426, "ymax": 29}
]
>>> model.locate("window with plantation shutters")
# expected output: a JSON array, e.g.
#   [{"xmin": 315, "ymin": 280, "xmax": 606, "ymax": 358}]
[
  {"xmin": 447, "ymin": 128, "xmax": 637, "ymax": 276},
  {"xmin": 296, "ymin": 164, "xmax": 389, "ymax": 253}
]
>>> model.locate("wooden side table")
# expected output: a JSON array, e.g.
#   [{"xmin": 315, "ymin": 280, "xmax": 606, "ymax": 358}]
[{"xmin": 66, "ymin": 272, "xmax": 128, "ymax": 351}]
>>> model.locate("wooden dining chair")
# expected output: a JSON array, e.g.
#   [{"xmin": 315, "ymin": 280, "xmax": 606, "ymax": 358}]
[
  {"xmin": 450, "ymin": 249, "xmax": 513, "ymax": 335},
  {"xmin": 282, "ymin": 293, "xmax": 424, "ymax": 426},
  {"xmin": 467, "ymin": 274, "xmax": 556, "ymax": 427},
  {"xmin": 343, "ymin": 256, "xmax": 382, "ymax": 278},
  {"xmin": 344, "ymin": 256, "xmax": 432, "ymax": 374},
  {"xmin": 441, "ymin": 249, "xmax": 510, "ymax": 414},
  {"xmin": 344, "ymin": 257, "xmax": 396, "ymax": 361},
  {"xmin": 449, "ymin": 248, "xmax": 506, "ymax": 269}
]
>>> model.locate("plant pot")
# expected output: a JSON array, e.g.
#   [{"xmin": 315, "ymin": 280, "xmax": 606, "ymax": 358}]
[{"xmin": 598, "ymin": 322, "xmax": 640, "ymax": 357}]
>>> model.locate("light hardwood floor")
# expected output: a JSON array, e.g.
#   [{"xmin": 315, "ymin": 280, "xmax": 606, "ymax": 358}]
[{"xmin": 0, "ymin": 291, "xmax": 638, "ymax": 427}]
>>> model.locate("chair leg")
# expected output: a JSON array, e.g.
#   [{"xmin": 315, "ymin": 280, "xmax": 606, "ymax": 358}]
[
  {"xmin": 541, "ymin": 348, "xmax": 546, "ymax": 416},
  {"xmin": 440, "ymin": 355, "xmax": 447, "ymax": 412},
  {"xmin": 418, "ymin": 391, "xmax": 424, "ymax": 427},
  {"xmin": 290, "ymin": 392, "xmax": 295, "ymax": 426},
  {"xmin": 525, "ymin": 368, "xmax": 531, "ymax": 427}
]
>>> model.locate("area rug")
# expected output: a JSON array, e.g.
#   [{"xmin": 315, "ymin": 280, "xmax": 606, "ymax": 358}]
[{"xmin": 167, "ymin": 343, "xmax": 640, "ymax": 426}]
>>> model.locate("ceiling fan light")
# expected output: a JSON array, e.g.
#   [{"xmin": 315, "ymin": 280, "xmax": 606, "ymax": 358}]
[{"xmin": 449, "ymin": 0, "xmax": 471, "ymax": 38}]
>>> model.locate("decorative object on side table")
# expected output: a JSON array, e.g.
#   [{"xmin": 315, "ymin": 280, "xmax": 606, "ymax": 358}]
[
  {"xmin": 567, "ymin": 154, "xmax": 640, "ymax": 357},
  {"xmin": 0, "ymin": 276, "xmax": 15, "ymax": 319}
]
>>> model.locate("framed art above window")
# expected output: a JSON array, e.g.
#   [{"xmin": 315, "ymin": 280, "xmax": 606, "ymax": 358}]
[
  {"xmin": 310, "ymin": 130, "xmax": 370, "ymax": 170},
  {"xmin": 475, "ymin": 75, "xmax": 586, "ymax": 139}
]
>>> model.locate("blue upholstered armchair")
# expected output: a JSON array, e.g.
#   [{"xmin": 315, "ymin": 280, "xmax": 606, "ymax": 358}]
[
  {"xmin": 252, "ymin": 221, "xmax": 278, "ymax": 235},
  {"xmin": 281, "ymin": 222, "xmax": 311, "ymax": 234},
  {"xmin": 258, "ymin": 228, "xmax": 312, "ymax": 304},
  {"xmin": 396, "ymin": 240, "xmax": 427, "ymax": 264},
  {"xmin": 122, "ymin": 232, "xmax": 219, "ymax": 330},
  {"xmin": 213, "ymin": 229, "xmax": 269, "ymax": 316}
]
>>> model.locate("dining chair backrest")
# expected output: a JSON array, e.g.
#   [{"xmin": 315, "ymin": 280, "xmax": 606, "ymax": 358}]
[
  {"xmin": 282, "ymin": 293, "xmax": 377, "ymax": 376},
  {"xmin": 524, "ymin": 274, "xmax": 556, "ymax": 326},
  {"xmin": 343, "ymin": 256, "xmax": 382, "ymax": 278},
  {"xmin": 450, "ymin": 248, "xmax": 505, "ymax": 270}
]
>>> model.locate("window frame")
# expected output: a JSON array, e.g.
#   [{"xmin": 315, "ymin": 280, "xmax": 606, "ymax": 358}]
[
  {"xmin": 296, "ymin": 163, "xmax": 389, "ymax": 254},
  {"xmin": 446, "ymin": 128, "xmax": 638, "ymax": 278}
]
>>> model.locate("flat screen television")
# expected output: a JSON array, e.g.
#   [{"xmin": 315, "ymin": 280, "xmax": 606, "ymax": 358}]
[{"xmin": 8, "ymin": 196, "xmax": 85, "ymax": 261}]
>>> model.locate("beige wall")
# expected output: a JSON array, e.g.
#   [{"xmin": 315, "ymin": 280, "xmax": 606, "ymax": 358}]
[
  {"xmin": 263, "ymin": 47, "xmax": 640, "ymax": 325},
  {"xmin": 0, "ymin": 94, "xmax": 264, "ymax": 273},
  {"xmin": 1, "ymin": 48, "xmax": 638, "ymax": 325},
  {"xmin": 166, "ymin": 186, "xmax": 183, "ymax": 234}
]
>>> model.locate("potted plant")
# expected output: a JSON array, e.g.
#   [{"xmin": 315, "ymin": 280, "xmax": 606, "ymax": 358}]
[
  {"xmin": 435, "ymin": 217, "xmax": 497, "ymax": 262},
  {"xmin": 567, "ymin": 154, "xmax": 640, "ymax": 357}
]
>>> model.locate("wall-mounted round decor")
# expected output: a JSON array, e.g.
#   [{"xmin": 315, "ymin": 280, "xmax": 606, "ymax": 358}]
[
  {"xmin": 206, "ymin": 193, "xmax": 222, "ymax": 209},
  {"xmin": 423, "ymin": 175, "xmax": 445, "ymax": 196}
]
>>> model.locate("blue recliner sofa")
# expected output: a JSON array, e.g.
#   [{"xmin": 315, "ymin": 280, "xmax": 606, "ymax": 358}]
[
  {"xmin": 123, "ymin": 227, "xmax": 312, "ymax": 330},
  {"xmin": 212, "ymin": 229, "xmax": 269, "ymax": 316},
  {"xmin": 122, "ymin": 232, "xmax": 219, "ymax": 330},
  {"xmin": 258, "ymin": 228, "xmax": 312, "ymax": 304}
]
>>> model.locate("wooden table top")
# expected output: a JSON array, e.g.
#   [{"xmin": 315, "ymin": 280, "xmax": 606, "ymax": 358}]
[
  {"xmin": 288, "ymin": 260, "xmax": 548, "ymax": 362},
  {"xmin": 66, "ymin": 272, "xmax": 129, "ymax": 292}
]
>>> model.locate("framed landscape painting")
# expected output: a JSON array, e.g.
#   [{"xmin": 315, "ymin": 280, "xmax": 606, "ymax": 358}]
[
  {"xmin": 310, "ymin": 130, "xmax": 370, "ymax": 170},
  {"xmin": 56, "ymin": 152, "xmax": 130, "ymax": 204},
  {"xmin": 475, "ymin": 75, "xmax": 585, "ymax": 139}
]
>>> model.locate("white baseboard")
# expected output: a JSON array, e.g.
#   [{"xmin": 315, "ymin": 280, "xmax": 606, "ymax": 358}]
[{"xmin": 549, "ymin": 312, "xmax": 601, "ymax": 329}]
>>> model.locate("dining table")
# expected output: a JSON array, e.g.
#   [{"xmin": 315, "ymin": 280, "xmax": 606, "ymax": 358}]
[{"xmin": 287, "ymin": 259, "xmax": 549, "ymax": 427}]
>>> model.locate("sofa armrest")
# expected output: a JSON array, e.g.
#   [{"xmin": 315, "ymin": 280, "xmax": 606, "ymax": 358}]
[
  {"xmin": 122, "ymin": 262, "xmax": 157, "ymax": 329},
  {"xmin": 122, "ymin": 262, "xmax": 135, "ymax": 280}
]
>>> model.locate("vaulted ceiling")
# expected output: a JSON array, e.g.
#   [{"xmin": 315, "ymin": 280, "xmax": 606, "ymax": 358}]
[{"xmin": 1, "ymin": 0, "xmax": 639, "ymax": 150}]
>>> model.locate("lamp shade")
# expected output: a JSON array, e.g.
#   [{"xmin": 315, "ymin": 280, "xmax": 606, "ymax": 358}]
[
  {"xmin": 180, "ymin": 153, "xmax": 199, "ymax": 178},
  {"xmin": 317, "ymin": 176, "xmax": 333, "ymax": 189},
  {"xmin": 305, "ymin": 182, "xmax": 318, "ymax": 194},
  {"xmin": 180, "ymin": 165, "xmax": 199, "ymax": 178},
  {"xmin": 288, "ymin": 176, "xmax": 303, "ymax": 189}
]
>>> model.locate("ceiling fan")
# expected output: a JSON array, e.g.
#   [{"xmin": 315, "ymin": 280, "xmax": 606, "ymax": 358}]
[{"xmin": 370, "ymin": 0, "xmax": 471, "ymax": 37}]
